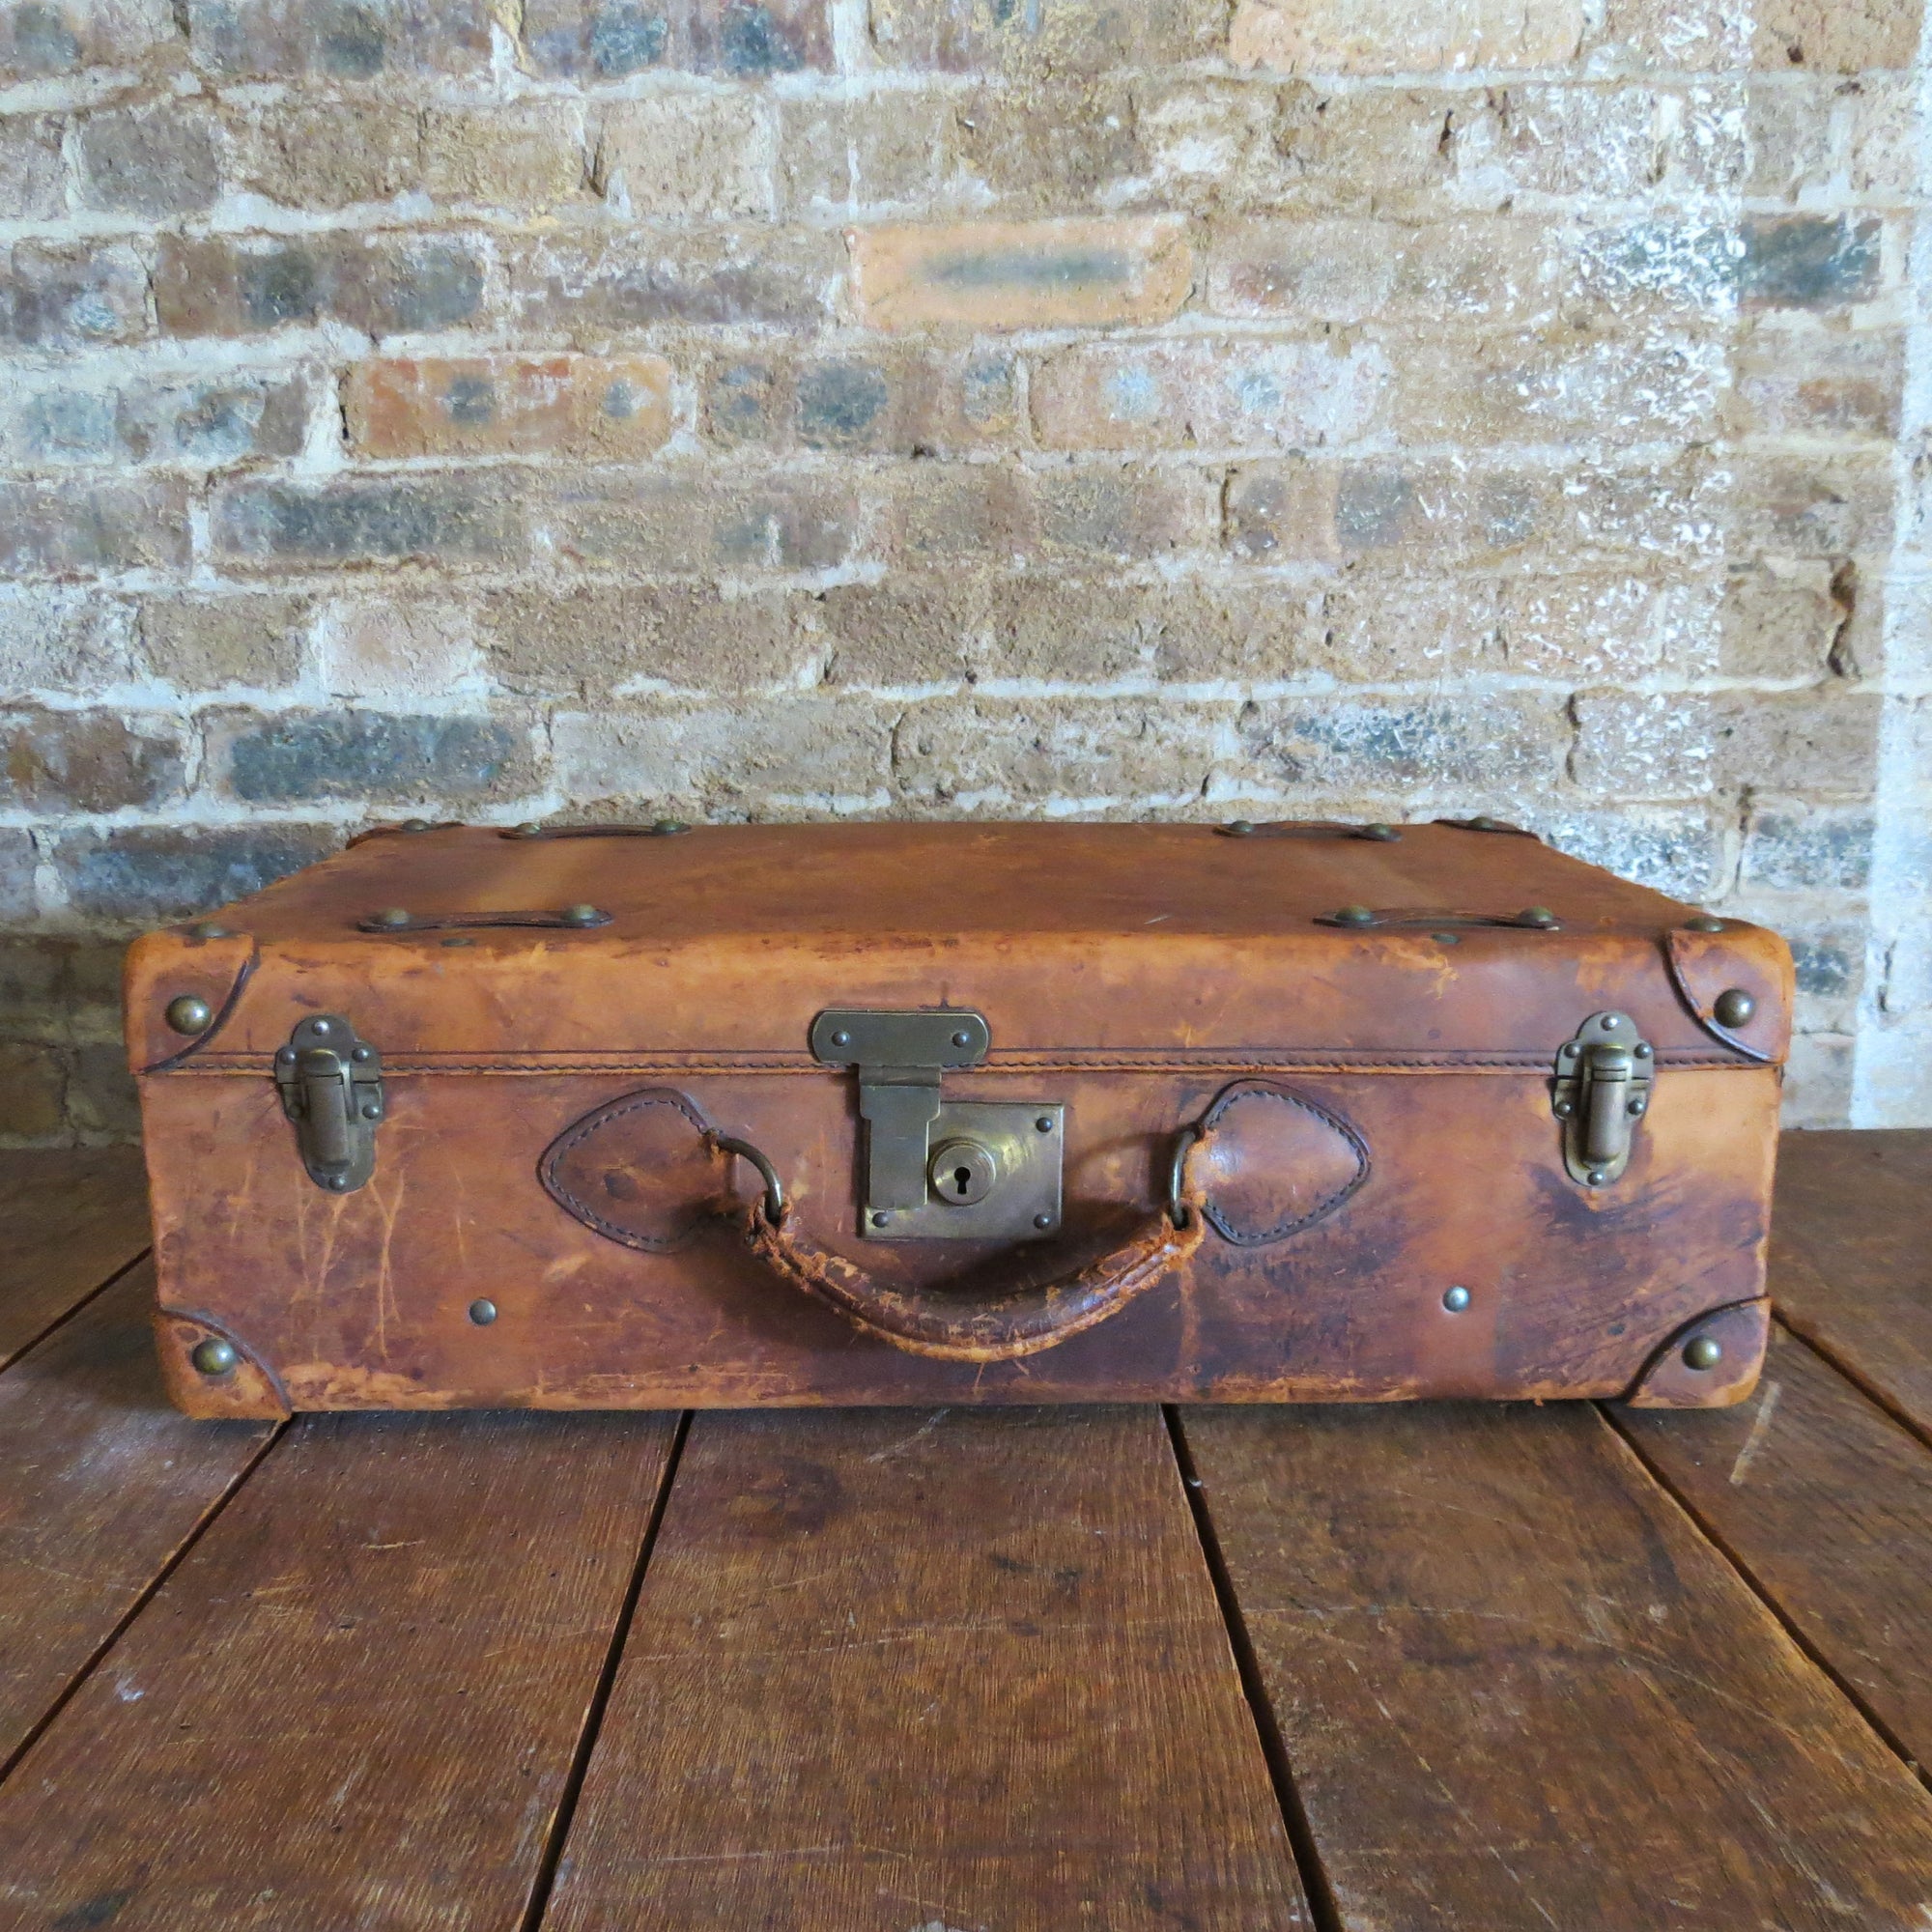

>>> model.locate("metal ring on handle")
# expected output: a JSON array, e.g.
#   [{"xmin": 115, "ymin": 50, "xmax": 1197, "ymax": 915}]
[
  {"xmin": 711, "ymin": 1133, "xmax": 785, "ymax": 1226},
  {"xmin": 1167, "ymin": 1122, "xmax": 1204, "ymax": 1229}
]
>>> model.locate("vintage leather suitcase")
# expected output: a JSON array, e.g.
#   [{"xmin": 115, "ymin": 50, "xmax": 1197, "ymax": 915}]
[{"xmin": 126, "ymin": 818, "xmax": 1790, "ymax": 1419}]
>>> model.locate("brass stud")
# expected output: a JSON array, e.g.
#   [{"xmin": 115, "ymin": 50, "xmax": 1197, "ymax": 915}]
[
  {"xmin": 1713, "ymin": 987, "xmax": 1756, "ymax": 1028},
  {"xmin": 651, "ymin": 818, "xmax": 688, "ymax": 836},
  {"xmin": 1442, "ymin": 1285, "xmax": 1471, "ymax": 1312},
  {"xmin": 951, "ymin": 1030, "xmax": 974, "ymax": 1048},
  {"xmin": 469, "ymin": 1298, "xmax": 497, "ymax": 1326},
  {"xmin": 1036, "ymin": 1116, "xmax": 1054, "ymax": 1132},
  {"xmin": 1469, "ymin": 814, "xmax": 1501, "ymax": 830},
  {"xmin": 559, "ymin": 904, "xmax": 604, "ymax": 926},
  {"xmin": 164, "ymin": 994, "xmax": 213, "ymax": 1035},
  {"xmin": 830, "ymin": 1030, "xmax": 852, "ymax": 1047},
  {"xmin": 372, "ymin": 907, "xmax": 412, "ymax": 928},
  {"xmin": 442, "ymin": 936, "xmax": 474, "ymax": 948},
  {"xmin": 1519, "ymin": 906, "xmax": 1558, "ymax": 928},
  {"xmin": 1686, "ymin": 915, "xmax": 1725, "ymax": 933},
  {"xmin": 1553, "ymin": 1099, "xmax": 1575, "ymax": 1119},
  {"xmin": 1334, "ymin": 904, "xmax": 1376, "ymax": 927},
  {"xmin": 1034, "ymin": 1212, "xmax": 1054, "ymax": 1229},
  {"xmin": 1360, "ymin": 822, "xmax": 1399, "ymax": 841},
  {"xmin": 871, "ymin": 1211, "xmax": 891, "ymax": 1228},
  {"xmin": 1225, "ymin": 820, "xmax": 1257, "ymax": 837},
  {"xmin": 1683, "ymin": 1335, "xmax": 1723, "ymax": 1372},
  {"xmin": 402, "ymin": 817, "xmax": 432, "ymax": 832},
  {"xmin": 190, "ymin": 1336, "xmax": 238, "ymax": 1377},
  {"xmin": 1586, "ymin": 1168, "xmax": 1607, "ymax": 1186},
  {"xmin": 186, "ymin": 921, "xmax": 232, "ymax": 940},
  {"xmin": 512, "ymin": 821, "xmax": 542, "ymax": 838}
]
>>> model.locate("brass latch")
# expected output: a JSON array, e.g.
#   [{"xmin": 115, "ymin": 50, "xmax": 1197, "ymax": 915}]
[
  {"xmin": 810, "ymin": 1009, "xmax": 1063, "ymax": 1241},
  {"xmin": 274, "ymin": 1013, "xmax": 384, "ymax": 1193},
  {"xmin": 1552, "ymin": 1010, "xmax": 1653, "ymax": 1187}
]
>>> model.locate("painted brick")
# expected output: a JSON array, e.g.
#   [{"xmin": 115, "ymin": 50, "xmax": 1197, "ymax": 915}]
[
  {"xmin": 520, "ymin": 0, "xmax": 829, "ymax": 77},
  {"xmin": 545, "ymin": 469, "xmax": 859, "ymax": 574},
  {"xmin": 75, "ymin": 102, "xmax": 219, "ymax": 216},
  {"xmin": 0, "ymin": 116, "xmax": 66, "ymax": 220},
  {"xmin": 0, "ymin": 242, "xmax": 149, "ymax": 351},
  {"xmin": 2, "ymin": 370, "xmax": 314, "ymax": 469},
  {"xmin": 212, "ymin": 707, "xmax": 532, "ymax": 804},
  {"xmin": 849, "ymin": 217, "xmax": 1192, "ymax": 333},
  {"xmin": 1032, "ymin": 338, "xmax": 1387, "ymax": 452},
  {"xmin": 595, "ymin": 95, "xmax": 772, "ymax": 221},
  {"xmin": 1230, "ymin": 0, "xmax": 1583, "ymax": 71},
  {"xmin": 156, "ymin": 232, "xmax": 487, "ymax": 340},
  {"xmin": 346, "ymin": 355, "xmax": 672, "ymax": 460},
  {"xmin": 51, "ymin": 823, "xmax": 338, "ymax": 923},
  {"xmin": 0, "ymin": 588, "xmax": 140, "ymax": 696},
  {"xmin": 500, "ymin": 230, "xmax": 837, "ymax": 335},
  {"xmin": 138, "ymin": 592, "xmax": 311, "ymax": 691},
  {"xmin": 868, "ymin": 0, "xmax": 1224, "ymax": 72},
  {"xmin": 1729, "ymin": 325, "xmax": 1903, "ymax": 439},
  {"xmin": 1540, "ymin": 808, "xmax": 1723, "ymax": 901},
  {"xmin": 1744, "ymin": 802, "xmax": 1875, "ymax": 891},
  {"xmin": 552, "ymin": 697, "xmax": 889, "ymax": 811},
  {"xmin": 0, "ymin": 0, "xmax": 174, "ymax": 77},
  {"xmin": 1752, "ymin": 0, "xmax": 1922, "ymax": 71},
  {"xmin": 186, "ymin": 0, "xmax": 492, "ymax": 78},
  {"xmin": 0, "ymin": 477, "xmax": 190, "ymax": 578},
  {"xmin": 213, "ymin": 476, "xmax": 526, "ymax": 570},
  {"xmin": 483, "ymin": 584, "xmax": 808, "ymax": 697},
  {"xmin": 0, "ymin": 709, "xmax": 187, "ymax": 812},
  {"xmin": 1741, "ymin": 215, "xmax": 1884, "ymax": 310}
]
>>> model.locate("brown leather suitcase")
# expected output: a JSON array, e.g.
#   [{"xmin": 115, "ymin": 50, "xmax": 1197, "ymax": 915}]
[{"xmin": 126, "ymin": 818, "xmax": 1790, "ymax": 1419}]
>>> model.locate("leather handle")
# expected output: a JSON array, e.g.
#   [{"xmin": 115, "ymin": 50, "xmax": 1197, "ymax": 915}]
[{"xmin": 725, "ymin": 1131, "xmax": 1213, "ymax": 1363}]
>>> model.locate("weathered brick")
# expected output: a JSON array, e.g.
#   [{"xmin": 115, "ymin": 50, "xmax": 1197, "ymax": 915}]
[
  {"xmin": 520, "ymin": 0, "xmax": 829, "ymax": 77},
  {"xmin": 187, "ymin": 0, "xmax": 492, "ymax": 78},
  {"xmin": 1847, "ymin": 76, "xmax": 1917, "ymax": 198},
  {"xmin": 703, "ymin": 349, "xmax": 1019, "ymax": 455},
  {"xmin": 0, "ymin": 0, "xmax": 174, "ymax": 77},
  {"xmin": 213, "ymin": 475, "xmax": 526, "ymax": 570},
  {"xmin": 0, "ymin": 242, "xmax": 149, "ymax": 351},
  {"xmin": 51, "ymin": 822, "xmax": 338, "ymax": 923},
  {"xmin": 1571, "ymin": 690, "xmax": 1715, "ymax": 798},
  {"xmin": 809, "ymin": 577, "xmax": 983, "ymax": 689},
  {"xmin": 1588, "ymin": 0, "xmax": 1748, "ymax": 70},
  {"xmin": 1741, "ymin": 215, "xmax": 1884, "ymax": 310},
  {"xmin": 0, "ymin": 477, "xmax": 190, "ymax": 578},
  {"xmin": 0, "ymin": 831, "xmax": 36, "ymax": 922},
  {"xmin": 545, "ymin": 469, "xmax": 859, "ymax": 574},
  {"xmin": 1229, "ymin": 85, "xmax": 1474, "ymax": 217},
  {"xmin": 1540, "ymin": 808, "xmax": 1723, "ymax": 901},
  {"xmin": 1501, "ymin": 574, "xmax": 1719, "ymax": 680},
  {"xmin": 483, "ymin": 583, "xmax": 809, "ymax": 697},
  {"xmin": 849, "ymin": 217, "xmax": 1192, "ymax": 333},
  {"xmin": 212, "ymin": 707, "xmax": 533, "ymax": 804},
  {"xmin": 1742, "ymin": 79, "xmax": 1836, "ymax": 200},
  {"xmin": 75, "ymin": 101, "xmax": 219, "ymax": 216},
  {"xmin": 138, "ymin": 592, "xmax": 311, "ymax": 691},
  {"xmin": 0, "ymin": 588, "xmax": 140, "ymax": 696},
  {"xmin": 1236, "ymin": 693, "xmax": 1568, "ymax": 797},
  {"xmin": 316, "ymin": 597, "xmax": 480, "ymax": 701},
  {"xmin": 1729, "ymin": 324, "xmax": 1902, "ymax": 439},
  {"xmin": 0, "ymin": 115, "xmax": 66, "ymax": 220},
  {"xmin": 869, "ymin": 0, "xmax": 1223, "ymax": 72},
  {"xmin": 1709, "ymin": 689, "xmax": 1882, "ymax": 797},
  {"xmin": 1719, "ymin": 561, "xmax": 1848, "ymax": 680},
  {"xmin": 2, "ymin": 370, "xmax": 314, "ymax": 469},
  {"xmin": 0, "ymin": 936, "xmax": 69, "ymax": 1039},
  {"xmin": 1575, "ymin": 220, "xmax": 1743, "ymax": 316},
  {"xmin": 1032, "ymin": 337, "xmax": 1387, "ymax": 452},
  {"xmin": 1455, "ymin": 86, "xmax": 1661, "ymax": 201},
  {"xmin": 346, "ymin": 354, "xmax": 672, "ymax": 460},
  {"xmin": 1310, "ymin": 575, "xmax": 1504, "ymax": 681},
  {"xmin": 500, "ymin": 229, "xmax": 837, "ymax": 335},
  {"xmin": 1230, "ymin": 0, "xmax": 1583, "ymax": 71},
  {"xmin": 1743, "ymin": 802, "xmax": 1874, "ymax": 891},
  {"xmin": 552, "ymin": 697, "xmax": 889, "ymax": 810},
  {"xmin": 1752, "ymin": 0, "xmax": 1921, "ymax": 71},
  {"xmin": 67, "ymin": 1042, "xmax": 139, "ymax": 1140},
  {"xmin": 156, "ymin": 232, "xmax": 487, "ymax": 340},
  {"xmin": 1, "ymin": 709, "xmax": 187, "ymax": 812},
  {"xmin": 778, "ymin": 87, "xmax": 955, "ymax": 216},
  {"xmin": 949, "ymin": 77, "xmax": 1144, "ymax": 214},
  {"xmin": 595, "ymin": 95, "xmax": 771, "ymax": 221},
  {"xmin": 1785, "ymin": 929, "xmax": 1864, "ymax": 1032},
  {"xmin": 1728, "ymin": 451, "xmax": 1894, "ymax": 555},
  {"xmin": 0, "ymin": 1043, "xmax": 65, "ymax": 1143}
]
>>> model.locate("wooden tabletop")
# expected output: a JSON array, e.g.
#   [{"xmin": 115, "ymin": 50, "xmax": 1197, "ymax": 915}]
[{"xmin": 2, "ymin": 1132, "xmax": 1930, "ymax": 1929}]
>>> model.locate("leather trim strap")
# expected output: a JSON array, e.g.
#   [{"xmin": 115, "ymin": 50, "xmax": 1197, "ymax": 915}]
[{"xmin": 737, "ymin": 1134, "xmax": 1214, "ymax": 1363}]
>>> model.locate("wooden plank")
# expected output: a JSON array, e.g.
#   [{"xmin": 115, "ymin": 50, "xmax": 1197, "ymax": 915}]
[
  {"xmin": 542, "ymin": 1406, "xmax": 1309, "ymax": 1931},
  {"xmin": 1772, "ymin": 1128, "xmax": 1932, "ymax": 1436},
  {"xmin": 1183, "ymin": 1401, "xmax": 1932, "ymax": 1929},
  {"xmin": 0, "ymin": 1261, "xmax": 275, "ymax": 1775},
  {"xmin": 0, "ymin": 1407, "xmax": 677, "ymax": 1929},
  {"xmin": 1616, "ymin": 1321, "xmax": 1932, "ymax": 1776},
  {"xmin": 0, "ymin": 1147, "xmax": 151, "ymax": 1366}
]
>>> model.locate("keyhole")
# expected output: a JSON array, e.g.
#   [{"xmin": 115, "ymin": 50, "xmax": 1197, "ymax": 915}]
[
  {"xmin": 928, "ymin": 1139, "xmax": 997, "ymax": 1207},
  {"xmin": 952, "ymin": 1166, "xmax": 972, "ymax": 1196}
]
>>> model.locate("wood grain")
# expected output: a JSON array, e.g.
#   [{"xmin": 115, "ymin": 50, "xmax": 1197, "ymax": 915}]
[
  {"xmin": 1773, "ymin": 1129, "xmax": 1932, "ymax": 1435},
  {"xmin": 0, "ymin": 1261, "xmax": 274, "ymax": 1774},
  {"xmin": 0, "ymin": 1147, "xmax": 150, "ymax": 1367},
  {"xmin": 1182, "ymin": 1401, "xmax": 1932, "ymax": 1929},
  {"xmin": 0, "ymin": 1408, "xmax": 676, "ymax": 1930},
  {"xmin": 542, "ymin": 1406, "xmax": 1310, "ymax": 1931},
  {"xmin": 1616, "ymin": 1321, "xmax": 1932, "ymax": 1774}
]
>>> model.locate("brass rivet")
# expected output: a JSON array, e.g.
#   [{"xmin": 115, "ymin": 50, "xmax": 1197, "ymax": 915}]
[
  {"xmin": 1587, "ymin": 1168, "xmax": 1607, "ymax": 1186},
  {"xmin": 1469, "ymin": 814, "xmax": 1500, "ymax": 830},
  {"xmin": 1634, "ymin": 1042, "xmax": 1652, "ymax": 1059},
  {"xmin": 373, "ymin": 907, "xmax": 412, "ymax": 928},
  {"xmin": 1714, "ymin": 987, "xmax": 1756, "ymax": 1028},
  {"xmin": 831, "ymin": 1030, "xmax": 852, "ymax": 1047},
  {"xmin": 871, "ymin": 1211, "xmax": 891, "ymax": 1228},
  {"xmin": 1226, "ymin": 820, "xmax": 1256, "ymax": 837},
  {"xmin": 1520, "ymin": 906, "xmax": 1557, "ymax": 928},
  {"xmin": 652, "ymin": 818, "xmax": 688, "ymax": 836},
  {"xmin": 1431, "ymin": 931, "xmax": 1461, "ymax": 946},
  {"xmin": 1553, "ymin": 1100, "xmax": 1575, "ymax": 1118},
  {"xmin": 1036, "ymin": 1116, "xmax": 1054, "ymax": 1132},
  {"xmin": 442, "ymin": 936, "xmax": 474, "ymax": 948},
  {"xmin": 402, "ymin": 817, "xmax": 431, "ymax": 832},
  {"xmin": 513, "ymin": 821, "xmax": 542, "ymax": 838},
  {"xmin": 1034, "ymin": 1212, "xmax": 1054, "ymax": 1229},
  {"xmin": 164, "ymin": 994, "xmax": 213, "ymax": 1035},
  {"xmin": 1686, "ymin": 914, "xmax": 1725, "ymax": 933},
  {"xmin": 1628, "ymin": 1098, "xmax": 1646, "ymax": 1116},
  {"xmin": 469, "ymin": 1298, "xmax": 497, "ymax": 1326},
  {"xmin": 952, "ymin": 1030, "xmax": 973, "ymax": 1047},
  {"xmin": 190, "ymin": 1337, "xmax": 238, "ymax": 1377},
  {"xmin": 1334, "ymin": 904, "xmax": 1376, "ymax": 926},
  {"xmin": 1443, "ymin": 1285, "xmax": 1471, "ymax": 1312},
  {"xmin": 560, "ymin": 904, "xmax": 604, "ymax": 926},
  {"xmin": 1360, "ymin": 822, "xmax": 1398, "ymax": 840},
  {"xmin": 186, "ymin": 921, "xmax": 232, "ymax": 940},
  {"xmin": 1683, "ymin": 1335, "xmax": 1723, "ymax": 1371}
]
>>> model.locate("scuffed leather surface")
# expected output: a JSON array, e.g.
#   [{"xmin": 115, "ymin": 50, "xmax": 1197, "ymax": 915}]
[
  {"xmin": 539, "ymin": 1087, "xmax": 724, "ymax": 1253},
  {"xmin": 1197, "ymin": 1079, "xmax": 1369, "ymax": 1247}
]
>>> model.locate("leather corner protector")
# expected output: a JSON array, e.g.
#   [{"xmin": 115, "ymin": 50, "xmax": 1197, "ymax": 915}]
[
  {"xmin": 156, "ymin": 1311, "xmax": 291, "ymax": 1420},
  {"xmin": 1623, "ymin": 1298, "xmax": 1770, "ymax": 1408},
  {"xmin": 130, "ymin": 930, "xmax": 261, "ymax": 1074},
  {"xmin": 540, "ymin": 1087, "xmax": 726, "ymax": 1253},
  {"xmin": 1662, "ymin": 926, "xmax": 1792, "ymax": 1065},
  {"xmin": 1197, "ymin": 1079, "xmax": 1370, "ymax": 1247}
]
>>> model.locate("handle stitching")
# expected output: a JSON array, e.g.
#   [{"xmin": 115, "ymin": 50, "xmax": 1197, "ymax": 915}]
[{"xmin": 1199, "ymin": 1080, "xmax": 1372, "ymax": 1247}]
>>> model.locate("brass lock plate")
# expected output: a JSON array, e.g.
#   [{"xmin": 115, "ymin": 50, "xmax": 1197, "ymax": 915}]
[{"xmin": 860, "ymin": 1101, "xmax": 1064, "ymax": 1242}]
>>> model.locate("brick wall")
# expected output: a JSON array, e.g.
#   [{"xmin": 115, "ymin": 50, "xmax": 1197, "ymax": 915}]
[{"xmin": 1, "ymin": 0, "xmax": 1927, "ymax": 1141}]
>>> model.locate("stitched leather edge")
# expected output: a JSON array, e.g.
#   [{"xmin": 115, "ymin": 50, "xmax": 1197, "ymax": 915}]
[
  {"xmin": 1198, "ymin": 1079, "xmax": 1371, "ymax": 1247},
  {"xmin": 537, "ymin": 1086, "xmax": 720, "ymax": 1254}
]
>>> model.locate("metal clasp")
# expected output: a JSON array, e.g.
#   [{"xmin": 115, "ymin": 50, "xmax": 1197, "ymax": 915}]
[
  {"xmin": 1552, "ymin": 1011, "xmax": 1653, "ymax": 1187},
  {"xmin": 274, "ymin": 1014, "xmax": 384, "ymax": 1193},
  {"xmin": 810, "ymin": 1009, "xmax": 1063, "ymax": 1241}
]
